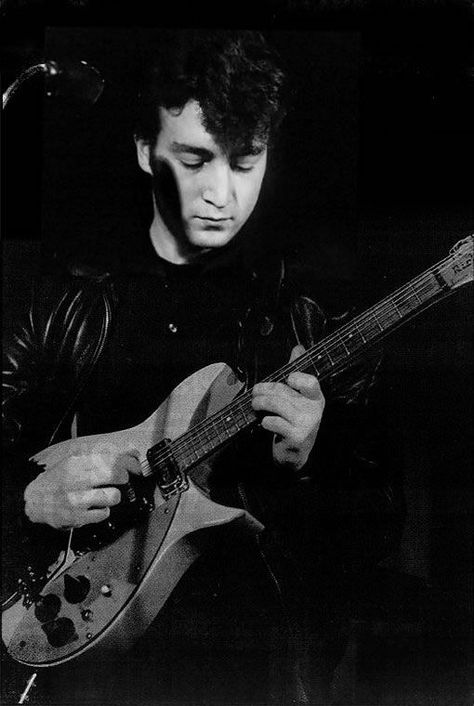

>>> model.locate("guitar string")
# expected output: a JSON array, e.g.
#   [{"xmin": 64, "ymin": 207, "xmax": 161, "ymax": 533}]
[
  {"xmin": 144, "ymin": 271, "xmax": 439, "ymax": 452},
  {"xmin": 139, "ymin": 251, "xmax": 469, "ymax": 474},
  {"xmin": 138, "ymin": 273, "xmax": 452, "ymax": 476},
  {"xmin": 138, "ymin": 247, "xmax": 472, "ymax": 474}
]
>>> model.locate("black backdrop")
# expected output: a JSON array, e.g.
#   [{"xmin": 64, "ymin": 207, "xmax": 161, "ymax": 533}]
[{"xmin": 2, "ymin": 4, "xmax": 473, "ymax": 704}]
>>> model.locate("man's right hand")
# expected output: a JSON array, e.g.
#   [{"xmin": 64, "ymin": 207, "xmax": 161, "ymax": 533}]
[{"xmin": 24, "ymin": 452, "xmax": 142, "ymax": 530}]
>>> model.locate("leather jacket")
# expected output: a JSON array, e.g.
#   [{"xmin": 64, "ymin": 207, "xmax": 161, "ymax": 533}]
[
  {"xmin": 2, "ymin": 250, "xmax": 405, "ymax": 704},
  {"xmin": 2, "ymin": 250, "xmax": 403, "ymax": 583}
]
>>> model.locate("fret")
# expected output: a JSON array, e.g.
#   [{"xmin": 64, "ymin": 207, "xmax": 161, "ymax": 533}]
[
  {"xmin": 328, "ymin": 339, "xmax": 352, "ymax": 364},
  {"xmin": 308, "ymin": 345, "xmax": 344, "ymax": 374},
  {"xmin": 178, "ymin": 446, "xmax": 199, "ymax": 469},
  {"xmin": 193, "ymin": 439, "xmax": 213, "ymax": 460},
  {"xmin": 179, "ymin": 399, "xmax": 256, "ymax": 466},
  {"xmin": 374, "ymin": 301, "xmax": 401, "ymax": 328},
  {"xmin": 353, "ymin": 320, "xmax": 367, "ymax": 344},
  {"xmin": 201, "ymin": 423, "xmax": 214, "ymax": 443},
  {"xmin": 206, "ymin": 427, "xmax": 224, "ymax": 447},
  {"xmin": 190, "ymin": 437, "xmax": 209, "ymax": 460},
  {"xmin": 393, "ymin": 273, "xmax": 439, "ymax": 316},
  {"xmin": 311, "ymin": 349, "xmax": 331, "ymax": 373},
  {"xmin": 204, "ymin": 436, "xmax": 220, "ymax": 456},
  {"xmin": 409, "ymin": 283, "xmax": 423, "ymax": 305},
  {"xmin": 413, "ymin": 277, "xmax": 438, "ymax": 302},
  {"xmin": 215, "ymin": 401, "xmax": 254, "ymax": 443},
  {"xmin": 393, "ymin": 295, "xmax": 416, "ymax": 317},
  {"xmin": 343, "ymin": 328, "xmax": 364, "ymax": 352},
  {"xmin": 194, "ymin": 425, "xmax": 211, "ymax": 448},
  {"xmin": 390, "ymin": 298, "xmax": 403, "ymax": 318},
  {"xmin": 234, "ymin": 399, "xmax": 255, "ymax": 427},
  {"xmin": 189, "ymin": 443, "xmax": 200, "ymax": 463},
  {"xmin": 221, "ymin": 416, "xmax": 234, "ymax": 438},
  {"xmin": 298, "ymin": 356, "xmax": 321, "ymax": 377},
  {"xmin": 337, "ymin": 333, "xmax": 351, "ymax": 356},
  {"xmin": 323, "ymin": 345, "xmax": 334, "ymax": 366},
  {"xmin": 372, "ymin": 310, "xmax": 384, "ymax": 332},
  {"xmin": 234, "ymin": 405, "xmax": 252, "ymax": 428},
  {"xmin": 232, "ymin": 405, "xmax": 246, "ymax": 428}
]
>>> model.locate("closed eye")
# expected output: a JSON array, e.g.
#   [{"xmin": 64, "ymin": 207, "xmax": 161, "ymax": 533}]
[
  {"xmin": 181, "ymin": 160, "xmax": 205, "ymax": 171},
  {"xmin": 180, "ymin": 160, "xmax": 254, "ymax": 173},
  {"xmin": 232, "ymin": 163, "xmax": 255, "ymax": 173}
]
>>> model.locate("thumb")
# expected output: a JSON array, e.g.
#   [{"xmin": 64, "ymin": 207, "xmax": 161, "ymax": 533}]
[
  {"xmin": 289, "ymin": 343, "xmax": 306, "ymax": 363},
  {"xmin": 117, "ymin": 451, "xmax": 142, "ymax": 476}
]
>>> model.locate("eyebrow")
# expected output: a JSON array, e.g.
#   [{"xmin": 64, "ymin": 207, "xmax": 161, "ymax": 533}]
[
  {"xmin": 170, "ymin": 143, "xmax": 214, "ymax": 159},
  {"xmin": 170, "ymin": 141, "xmax": 266, "ymax": 159}
]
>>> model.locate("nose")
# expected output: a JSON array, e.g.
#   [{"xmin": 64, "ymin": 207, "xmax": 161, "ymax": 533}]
[{"xmin": 202, "ymin": 162, "xmax": 234, "ymax": 209}]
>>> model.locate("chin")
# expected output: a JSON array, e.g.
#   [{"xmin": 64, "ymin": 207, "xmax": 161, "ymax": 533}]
[{"xmin": 188, "ymin": 227, "xmax": 238, "ymax": 250}]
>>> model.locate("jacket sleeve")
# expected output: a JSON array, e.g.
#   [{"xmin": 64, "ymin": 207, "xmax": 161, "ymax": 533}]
[
  {"xmin": 233, "ymin": 271, "xmax": 405, "ymax": 579},
  {"xmin": 2, "ymin": 270, "xmax": 114, "ymax": 594},
  {"xmin": 2, "ymin": 277, "xmax": 65, "ymax": 592},
  {"xmin": 286, "ymin": 282, "xmax": 405, "ymax": 574}
]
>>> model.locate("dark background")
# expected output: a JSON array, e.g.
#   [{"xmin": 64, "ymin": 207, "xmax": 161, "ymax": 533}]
[{"xmin": 1, "ymin": 2, "xmax": 473, "ymax": 704}]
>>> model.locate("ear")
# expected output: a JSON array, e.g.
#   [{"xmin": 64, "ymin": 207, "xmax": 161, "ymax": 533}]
[{"xmin": 135, "ymin": 138, "xmax": 153, "ymax": 175}]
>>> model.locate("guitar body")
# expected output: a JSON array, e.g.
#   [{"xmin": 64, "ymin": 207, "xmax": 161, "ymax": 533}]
[{"xmin": 2, "ymin": 363, "xmax": 263, "ymax": 667}]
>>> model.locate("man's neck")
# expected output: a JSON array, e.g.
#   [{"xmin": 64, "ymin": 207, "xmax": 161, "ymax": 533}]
[{"xmin": 149, "ymin": 213, "xmax": 208, "ymax": 265}]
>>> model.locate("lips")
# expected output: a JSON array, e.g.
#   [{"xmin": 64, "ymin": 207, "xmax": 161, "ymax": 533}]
[{"xmin": 195, "ymin": 216, "xmax": 232, "ymax": 222}]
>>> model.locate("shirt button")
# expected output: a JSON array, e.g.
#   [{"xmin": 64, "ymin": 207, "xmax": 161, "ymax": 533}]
[{"xmin": 168, "ymin": 323, "xmax": 178, "ymax": 334}]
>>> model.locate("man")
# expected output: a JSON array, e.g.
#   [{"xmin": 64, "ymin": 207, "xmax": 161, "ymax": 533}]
[{"xmin": 3, "ymin": 30, "xmax": 400, "ymax": 705}]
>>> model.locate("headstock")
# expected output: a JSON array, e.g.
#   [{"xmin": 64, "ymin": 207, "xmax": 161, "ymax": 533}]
[{"xmin": 439, "ymin": 235, "xmax": 474, "ymax": 290}]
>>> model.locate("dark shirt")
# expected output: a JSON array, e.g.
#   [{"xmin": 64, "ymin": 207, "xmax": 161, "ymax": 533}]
[
  {"xmin": 2, "ymin": 229, "xmax": 403, "ymax": 705},
  {"xmin": 77, "ymin": 235, "xmax": 254, "ymax": 436}
]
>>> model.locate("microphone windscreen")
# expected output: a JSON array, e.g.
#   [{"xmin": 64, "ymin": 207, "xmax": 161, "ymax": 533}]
[{"xmin": 45, "ymin": 60, "xmax": 105, "ymax": 105}]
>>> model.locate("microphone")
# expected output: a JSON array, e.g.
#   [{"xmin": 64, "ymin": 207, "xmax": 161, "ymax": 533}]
[{"xmin": 2, "ymin": 60, "xmax": 105, "ymax": 109}]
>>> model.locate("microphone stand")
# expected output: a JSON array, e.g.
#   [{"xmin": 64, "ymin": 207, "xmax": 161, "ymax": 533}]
[
  {"xmin": 2, "ymin": 56, "xmax": 104, "ymax": 704},
  {"xmin": 18, "ymin": 673, "xmax": 38, "ymax": 704}
]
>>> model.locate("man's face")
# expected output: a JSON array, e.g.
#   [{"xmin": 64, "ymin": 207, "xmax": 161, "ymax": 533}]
[{"xmin": 137, "ymin": 100, "xmax": 268, "ymax": 258}]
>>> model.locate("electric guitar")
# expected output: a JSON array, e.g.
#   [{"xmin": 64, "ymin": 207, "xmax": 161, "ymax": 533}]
[{"xmin": 2, "ymin": 236, "xmax": 472, "ymax": 670}]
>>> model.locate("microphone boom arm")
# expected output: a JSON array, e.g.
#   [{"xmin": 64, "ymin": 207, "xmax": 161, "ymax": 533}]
[
  {"xmin": 2, "ymin": 61, "xmax": 58, "ymax": 109},
  {"xmin": 2, "ymin": 60, "xmax": 103, "ymax": 109}
]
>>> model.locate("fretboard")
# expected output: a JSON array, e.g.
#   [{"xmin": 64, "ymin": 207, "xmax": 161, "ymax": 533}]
[{"xmin": 146, "ymin": 242, "xmax": 471, "ymax": 475}]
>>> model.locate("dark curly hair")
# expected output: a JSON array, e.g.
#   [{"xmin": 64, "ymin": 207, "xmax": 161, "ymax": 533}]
[{"xmin": 135, "ymin": 30, "xmax": 287, "ymax": 152}]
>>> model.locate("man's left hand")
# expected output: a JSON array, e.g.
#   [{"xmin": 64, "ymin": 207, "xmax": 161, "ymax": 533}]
[{"xmin": 251, "ymin": 345, "xmax": 325, "ymax": 474}]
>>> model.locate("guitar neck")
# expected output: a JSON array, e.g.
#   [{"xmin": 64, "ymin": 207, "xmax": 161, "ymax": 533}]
[
  {"xmin": 147, "ymin": 239, "xmax": 472, "ymax": 475},
  {"xmin": 276, "ymin": 256, "xmax": 454, "ymax": 383}
]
